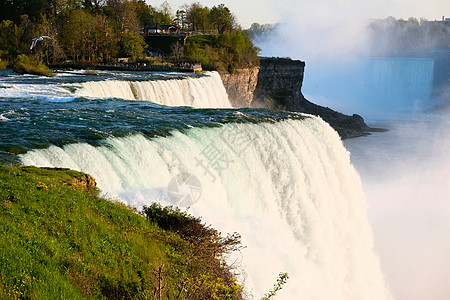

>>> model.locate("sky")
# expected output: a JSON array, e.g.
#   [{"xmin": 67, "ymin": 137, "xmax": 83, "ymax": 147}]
[{"xmin": 149, "ymin": 0, "xmax": 450, "ymax": 28}]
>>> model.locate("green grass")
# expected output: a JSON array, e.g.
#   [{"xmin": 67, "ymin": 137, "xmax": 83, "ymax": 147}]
[
  {"xmin": 185, "ymin": 35, "xmax": 217, "ymax": 47},
  {"xmin": 0, "ymin": 164, "xmax": 243, "ymax": 299}
]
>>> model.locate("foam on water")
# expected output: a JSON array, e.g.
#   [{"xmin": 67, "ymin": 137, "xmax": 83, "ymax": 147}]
[{"xmin": 0, "ymin": 83, "xmax": 77, "ymax": 102}]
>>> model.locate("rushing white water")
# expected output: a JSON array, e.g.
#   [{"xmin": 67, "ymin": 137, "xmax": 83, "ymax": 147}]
[
  {"xmin": 76, "ymin": 71, "xmax": 232, "ymax": 108},
  {"xmin": 0, "ymin": 83, "xmax": 77, "ymax": 102},
  {"xmin": 20, "ymin": 116, "xmax": 391, "ymax": 299}
]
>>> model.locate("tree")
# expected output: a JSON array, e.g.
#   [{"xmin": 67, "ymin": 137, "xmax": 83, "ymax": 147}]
[
  {"xmin": 106, "ymin": 0, "xmax": 140, "ymax": 32},
  {"xmin": 136, "ymin": 1, "xmax": 154, "ymax": 26},
  {"xmin": 184, "ymin": 2, "xmax": 212, "ymax": 32},
  {"xmin": 60, "ymin": 9, "xmax": 92, "ymax": 61},
  {"xmin": 210, "ymin": 4, "xmax": 235, "ymax": 34},
  {"xmin": 151, "ymin": 1, "xmax": 173, "ymax": 25},
  {"xmin": 170, "ymin": 41, "xmax": 184, "ymax": 62},
  {"xmin": 159, "ymin": 1, "xmax": 173, "ymax": 21},
  {"xmin": 0, "ymin": 0, "xmax": 44, "ymax": 23},
  {"xmin": 120, "ymin": 31, "xmax": 145, "ymax": 61},
  {"xmin": 0, "ymin": 20, "xmax": 21, "ymax": 62}
]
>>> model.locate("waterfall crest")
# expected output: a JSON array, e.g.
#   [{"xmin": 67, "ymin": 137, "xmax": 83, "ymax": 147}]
[{"xmin": 76, "ymin": 71, "xmax": 232, "ymax": 108}]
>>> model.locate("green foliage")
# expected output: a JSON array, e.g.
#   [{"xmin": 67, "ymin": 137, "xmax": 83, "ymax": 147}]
[
  {"xmin": 143, "ymin": 203, "xmax": 244, "ymax": 299},
  {"xmin": 12, "ymin": 54, "xmax": 54, "ymax": 76},
  {"xmin": 0, "ymin": 20, "xmax": 23, "ymax": 62},
  {"xmin": 261, "ymin": 272, "xmax": 289, "ymax": 300},
  {"xmin": 185, "ymin": 31, "xmax": 260, "ymax": 72},
  {"xmin": 0, "ymin": 164, "xmax": 243, "ymax": 299},
  {"xmin": 0, "ymin": 58, "xmax": 7, "ymax": 69},
  {"xmin": 144, "ymin": 35, "xmax": 183, "ymax": 54},
  {"xmin": 60, "ymin": 10, "xmax": 118, "ymax": 63},
  {"xmin": 247, "ymin": 23, "xmax": 275, "ymax": 39},
  {"xmin": 210, "ymin": 4, "xmax": 235, "ymax": 34},
  {"xmin": 120, "ymin": 31, "xmax": 145, "ymax": 61},
  {"xmin": 0, "ymin": 1, "xmax": 257, "ymax": 69}
]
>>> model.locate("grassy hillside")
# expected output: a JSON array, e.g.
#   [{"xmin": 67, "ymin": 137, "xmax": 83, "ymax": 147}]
[{"xmin": 0, "ymin": 164, "xmax": 243, "ymax": 299}]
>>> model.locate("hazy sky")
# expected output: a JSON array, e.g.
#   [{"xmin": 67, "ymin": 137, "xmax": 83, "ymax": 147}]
[{"xmin": 149, "ymin": 0, "xmax": 450, "ymax": 28}]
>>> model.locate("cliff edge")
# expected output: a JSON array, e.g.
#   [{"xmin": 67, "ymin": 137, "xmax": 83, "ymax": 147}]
[{"xmin": 220, "ymin": 57, "xmax": 383, "ymax": 139}]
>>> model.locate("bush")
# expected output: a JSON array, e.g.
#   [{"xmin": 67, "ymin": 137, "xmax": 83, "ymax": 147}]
[
  {"xmin": 0, "ymin": 58, "xmax": 7, "ymax": 69},
  {"xmin": 12, "ymin": 54, "xmax": 54, "ymax": 77},
  {"xmin": 142, "ymin": 203, "xmax": 244, "ymax": 299}
]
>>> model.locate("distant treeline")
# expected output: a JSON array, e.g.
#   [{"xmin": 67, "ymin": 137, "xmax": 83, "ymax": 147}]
[
  {"xmin": 248, "ymin": 17, "xmax": 450, "ymax": 57},
  {"xmin": 367, "ymin": 17, "xmax": 450, "ymax": 56},
  {"xmin": 0, "ymin": 0, "xmax": 259, "ymax": 72}
]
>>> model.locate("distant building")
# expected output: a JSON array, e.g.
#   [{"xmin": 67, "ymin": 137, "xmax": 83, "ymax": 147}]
[
  {"xmin": 426, "ymin": 16, "xmax": 450, "ymax": 27},
  {"xmin": 142, "ymin": 24, "xmax": 180, "ymax": 35}
]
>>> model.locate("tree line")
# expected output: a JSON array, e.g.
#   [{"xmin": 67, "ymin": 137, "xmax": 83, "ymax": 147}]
[
  {"xmin": 248, "ymin": 17, "xmax": 450, "ymax": 57},
  {"xmin": 367, "ymin": 17, "xmax": 450, "ymax": 56},
  {"xmin": 0, "ymin": 0, "xmax": 258, "ymax": 70}
]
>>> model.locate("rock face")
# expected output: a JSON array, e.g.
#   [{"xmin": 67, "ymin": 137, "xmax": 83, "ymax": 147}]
[
  {"xmin": 219, "ymin": 67, "xmax": 260, "ymax": 107},
  {"xmin": 252, "ymin": 58, "xmax": 305, "ymax": 109},
  {"xmin": 220, "ymin": 57, "xmax": 382, "ymax": 139}
]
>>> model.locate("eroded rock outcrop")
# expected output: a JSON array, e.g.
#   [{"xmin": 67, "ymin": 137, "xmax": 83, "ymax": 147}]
[
  {"xmin": 219, "ymin": 67, "xmax": 259, "ymax": 107},
  {"xmin": 220, "ymin": 57, "xmax": 383, "ymax": 138}
]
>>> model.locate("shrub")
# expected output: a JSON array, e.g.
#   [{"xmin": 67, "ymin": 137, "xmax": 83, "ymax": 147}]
[
  {"xmin": 142, "ymin": 203, "xmax": 244, "ymax": 299},
  {"xmin": 12, "ymin": 54, "xmax": 55, "ymax": 77},
  {"xmin": 0, "ymin": 58, "xmax": 7, "ymax": 69}
]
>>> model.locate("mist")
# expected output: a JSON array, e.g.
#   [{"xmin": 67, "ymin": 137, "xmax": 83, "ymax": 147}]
[
  {"xmin": 250, "ymin": 1, "xmax": 449, "ymax": 116},
  {"xmin": 345, "ymin": 116, "xmax": 450, "ymax": 300},
  {"xmin": 250, "ymin": 1, "xmax": 450, "ymax": 299}
]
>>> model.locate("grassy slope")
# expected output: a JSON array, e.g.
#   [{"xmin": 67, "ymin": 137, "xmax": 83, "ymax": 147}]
[{"xmin": 0, "ymin": 164, "xmax": 242, "ymax": 299}]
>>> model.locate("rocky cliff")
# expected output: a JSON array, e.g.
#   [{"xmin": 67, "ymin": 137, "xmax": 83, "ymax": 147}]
[
  {"xmin": 220, "ymin": 57, "xmax": 382, "ymax": 139},
  {"xmin": 219, "ymin": 67, "xmax": 260, "ymax": 107}
]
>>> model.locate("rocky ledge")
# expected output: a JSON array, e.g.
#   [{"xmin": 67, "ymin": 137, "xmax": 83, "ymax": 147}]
[{"xmin": 220, "ymin": 57, "xmax": 386, "ymax": 139}]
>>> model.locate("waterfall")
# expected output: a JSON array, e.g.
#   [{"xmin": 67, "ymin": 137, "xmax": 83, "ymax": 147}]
[
  {"xmin": 303, "ymin": 58, "xmax": 435, "ymax": 115},
  {"xmin": 76, "ymin": 71, "xmax": 232, "ymax": 108},
  {"xmin": 19, "ymin": 115, "xmax": 391, "ymax": 299},
  {"xmin": 368, "ymin": 58, "xmax": 434, "ymax": 105}
]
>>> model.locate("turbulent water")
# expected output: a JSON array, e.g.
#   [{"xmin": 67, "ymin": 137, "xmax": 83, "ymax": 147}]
[
  {"xmin": 76, "ymin": 71, "xmax": 231, "ymax": 108},
  {"xmin": 0, "ymin": 69, "xmax": 391, "ymax": 299}
]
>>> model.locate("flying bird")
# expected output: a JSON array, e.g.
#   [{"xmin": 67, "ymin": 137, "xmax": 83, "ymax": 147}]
[{"xmin": 30, "ymin": 36, "xmax": 52, "ymax": 51}]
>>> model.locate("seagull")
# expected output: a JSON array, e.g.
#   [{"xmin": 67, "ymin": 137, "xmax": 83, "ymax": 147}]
[{"xmin": 30, "ymin": 36, "xmax": 52, "ymax": 51}]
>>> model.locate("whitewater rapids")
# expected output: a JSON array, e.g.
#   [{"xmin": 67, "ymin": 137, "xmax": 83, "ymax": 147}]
[
  {"xmin": 76, "ymin": 71, "xmax": 232, "ymax": 108},
  {"xmin": 20, "ymin": 115, "xmax": 391, "ymax": 299}
]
